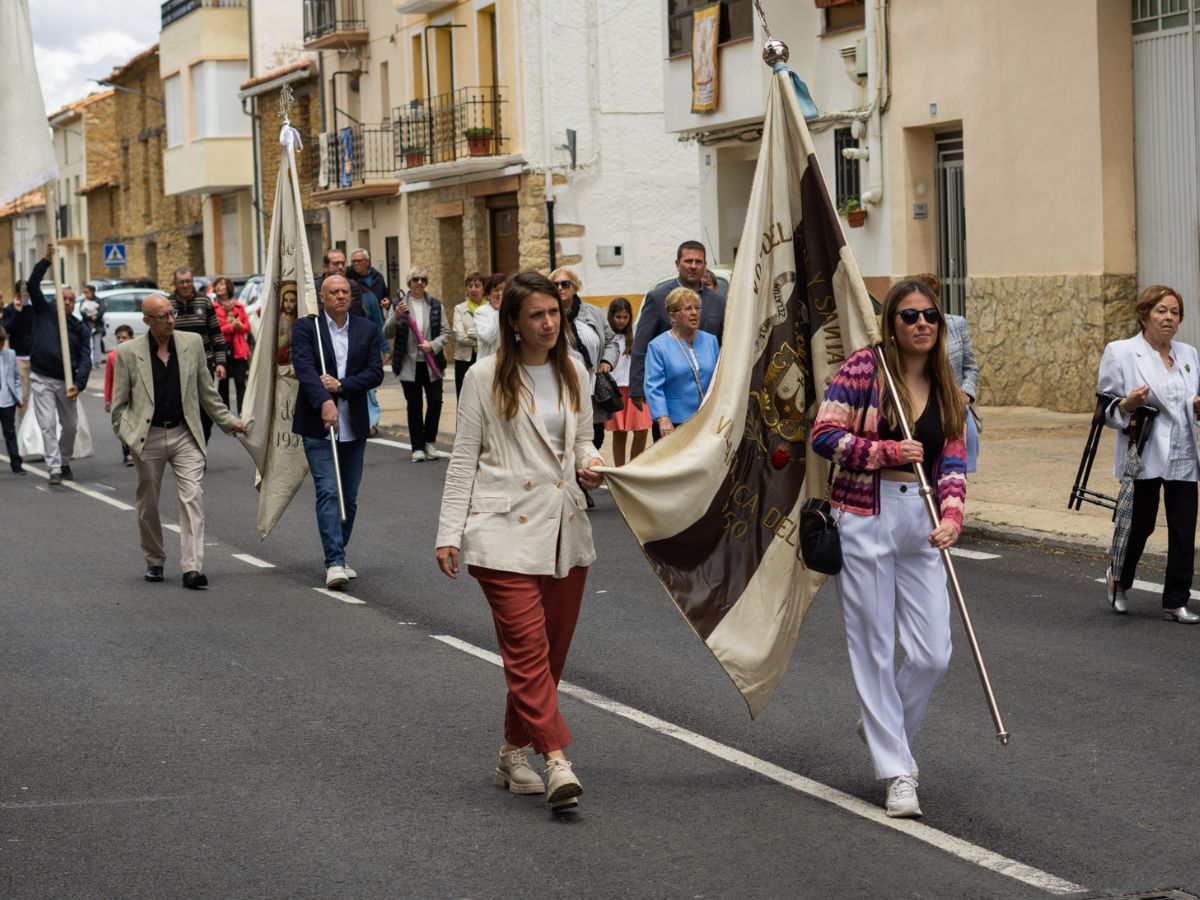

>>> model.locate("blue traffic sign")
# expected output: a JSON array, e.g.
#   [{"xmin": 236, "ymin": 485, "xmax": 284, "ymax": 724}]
[{"xmin": 103, "ymin": 243, "xmax": 126, "ymax": 268}]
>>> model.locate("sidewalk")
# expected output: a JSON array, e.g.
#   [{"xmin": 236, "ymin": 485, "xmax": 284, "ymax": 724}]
[{"xmin": 374, "ymin": 374, "xmax": 1171, "ymax": 562}]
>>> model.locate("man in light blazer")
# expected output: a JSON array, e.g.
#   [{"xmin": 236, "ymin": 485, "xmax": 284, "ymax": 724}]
[{"xmin": 111, "ymin": 294, "xmax": 245, "ymax": 589}]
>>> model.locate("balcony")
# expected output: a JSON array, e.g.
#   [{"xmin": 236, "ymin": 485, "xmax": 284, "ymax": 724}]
[
  {"xmin": 161, "ymin": 0, "xmax": 245, "ymax": 29},
  {"xmin": 313, "ymin": 122, "xmax": 399, "ymax": 203},
  {"xmin": 303, "ymin": 0, "xmax": 369, "ymax": 50},
  {"xmin": 392, "ymin": 86, "xmax": 510, "ymax": 178}
]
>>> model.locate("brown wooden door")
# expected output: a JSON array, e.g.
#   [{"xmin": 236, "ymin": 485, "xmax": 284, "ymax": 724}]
[{"xmin": 488, "ymin": 192, "xmax": 519, "ymax": 274}]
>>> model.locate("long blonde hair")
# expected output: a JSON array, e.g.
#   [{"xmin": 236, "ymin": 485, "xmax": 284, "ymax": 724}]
[
  {"xmin": 878, "ymin": 279, "xmax": 965, "ymax": 440},
  {"xmin": 493, "ymin": 271, "xmax": 582, "ymax": 421}
]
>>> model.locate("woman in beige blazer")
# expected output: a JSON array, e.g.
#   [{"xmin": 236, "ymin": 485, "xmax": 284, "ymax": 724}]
[{"xmin": 436, "ymin": 271, "xmax": 603, "ymax": 812}]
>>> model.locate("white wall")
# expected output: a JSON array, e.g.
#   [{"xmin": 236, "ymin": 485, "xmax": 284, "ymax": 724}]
[
  {"xmin": 660, "ymin": 0, "xmax": 893, "ymax": 280},
  {"xmin": 520, "ymin": 0, "xmax": 702, "ymax": 296},
  {"xmin": 250, "ymin": 0, "xmax": 314, "ymax": 76}
]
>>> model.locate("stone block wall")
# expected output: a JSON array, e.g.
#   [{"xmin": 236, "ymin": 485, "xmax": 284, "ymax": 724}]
[
  {"xmin": 256, "ymin": 79, "xmax": 324, "ymax": 248},
  {"xmin": 966, "ymin": 272, "xmax": 1137, "ymax": 412},
  {"xmin": 0, "ymin": 223, "xmax": 14, "ymax": 297}
]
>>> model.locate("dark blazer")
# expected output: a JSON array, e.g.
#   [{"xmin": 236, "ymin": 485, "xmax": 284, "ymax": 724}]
[
  {"xmin": 291, "ymin": 312, "xmax": 384, "ymax": 440},
  {"xmin": 628, "ymin": 280, "xmax": 724, "ymax": 399}
]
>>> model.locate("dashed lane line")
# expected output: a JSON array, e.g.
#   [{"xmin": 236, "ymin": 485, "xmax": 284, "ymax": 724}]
[
  {"xmin": 1092, "ymin": 577, "xmax": 1200, "ymax": 602},
  {"xmin": 313, "ymin": 587, "xmax": 366, "ymax": 605},
  {"xmin": 368, "ymin": 437, "xmax": 412, "ymax": 450},
  {"xmin": 431, "ymin": 633, "xmax": 1087, "ymax": 897},
  {"xmin": 232, "ymin": 553, "xmax": 276, "ymax": 568},
  {"xmin": 949, "ymin": 547, "xmax": 1001, "ymax": 561},
  {"xmin": 1, "ymin": 456, "xmax": 135, "ymax": 511}
]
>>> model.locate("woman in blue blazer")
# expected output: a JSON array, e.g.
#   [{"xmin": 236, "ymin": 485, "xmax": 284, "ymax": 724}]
[{"xmin": 643, "ymin": 287, "xmax": 719, "ymax": 434}]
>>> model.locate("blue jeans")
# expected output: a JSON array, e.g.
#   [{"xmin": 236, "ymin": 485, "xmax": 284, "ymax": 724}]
[{"xmin": 302, "ymin": 436, "xmax": 367, "ymax": 568}]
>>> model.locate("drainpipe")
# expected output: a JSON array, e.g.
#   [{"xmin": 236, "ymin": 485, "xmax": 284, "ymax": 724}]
[
  {"xmin": 540, "ymin": 3, "xmax": 556, "ymax": 271},
  {"xmin": 246, "ymin": 0, "xmax": 264, "ymax": 271},
  {"xmin": 860, "ymin": 0, "xmax": 887, "ymax": 206}
]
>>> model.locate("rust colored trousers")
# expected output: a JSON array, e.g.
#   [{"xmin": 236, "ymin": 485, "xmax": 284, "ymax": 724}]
[{"xmin": 469, "ymin": 565, "xmax": 588, "ymax": 754}]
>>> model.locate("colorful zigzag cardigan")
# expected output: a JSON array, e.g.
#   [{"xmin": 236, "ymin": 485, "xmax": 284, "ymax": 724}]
[{"xmin": 811, "ymin": 347, "xmax": 967, "ymax": 529}]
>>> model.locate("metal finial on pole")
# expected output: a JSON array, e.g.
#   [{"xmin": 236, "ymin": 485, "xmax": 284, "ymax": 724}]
[
  {"xmin": 278, "ymin": 83, "xmax": 295, "ymax": 126},
  {"xmin": 755, "ymin": 0, "xmax": 790, "ymax": 66}
]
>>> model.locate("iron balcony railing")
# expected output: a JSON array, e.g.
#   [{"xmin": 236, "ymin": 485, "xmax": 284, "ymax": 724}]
[
  {"xmin": 392, "ymin": 86, "xmax": 507, "ymax": 171},
  {"xmin": 314, "ymin": 123, "xmax": 395, "ymax": 193},
  {"xmin": 161, "ymin": 0, "xmax": 245, "ymax": 29},
  {"xmin": 303, "ymin": 0, "xmax": 366, "ymax": 43}
]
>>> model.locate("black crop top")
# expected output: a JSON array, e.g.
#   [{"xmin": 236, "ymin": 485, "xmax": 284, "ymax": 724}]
[{"xmin": 879, "ymin": 388, "xmax": 944, "ymax": 481}]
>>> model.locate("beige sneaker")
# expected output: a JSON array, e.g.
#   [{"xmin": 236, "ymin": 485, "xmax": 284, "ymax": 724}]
[
  {"xmin": 494, "ymin": 746, "xmax": 544, "ymax": 796},
  {"xmin": 544, "ymin": 757, "xmax": 583, "ymax": 809}
]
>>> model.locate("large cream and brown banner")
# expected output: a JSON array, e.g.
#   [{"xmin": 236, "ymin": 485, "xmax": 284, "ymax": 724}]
[
  {"xmin": 241, "ymin": 130, "xmax": 318, "ymax": 537},
  {"xmin": 604, "ymin": 69, "xmax": 880, "ymax": 717}
]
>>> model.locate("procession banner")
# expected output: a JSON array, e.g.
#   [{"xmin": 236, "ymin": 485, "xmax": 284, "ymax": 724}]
[
  {"xmin": 604, "ymin": 68, "xmax": 880, "ymax": 717},
  {"xmin": 0, "ymin": 0, "xmax": 58, "ymax": 205},
  {"xmin": 690, "ymin": 3, "xmax": 720, "ymax": 113},
  {"xmin": 241, "ymin": 129, "xmax": 317, "ymax": 537}
]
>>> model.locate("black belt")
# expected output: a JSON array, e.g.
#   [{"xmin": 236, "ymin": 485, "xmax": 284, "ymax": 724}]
[{"xmin": 153, "ymin": 419, "xmax": 183, "ymax": 429}]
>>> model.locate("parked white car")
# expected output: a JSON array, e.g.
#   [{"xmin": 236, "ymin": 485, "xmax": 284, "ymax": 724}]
[{"xmin": 98, "ymin": 288, "xmax": 159, "ymax": 353}]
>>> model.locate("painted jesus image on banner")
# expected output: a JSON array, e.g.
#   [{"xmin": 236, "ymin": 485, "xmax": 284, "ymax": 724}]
[{"xmin": 691, "ymin": 3, "xmax": 720, "ymax": 113}]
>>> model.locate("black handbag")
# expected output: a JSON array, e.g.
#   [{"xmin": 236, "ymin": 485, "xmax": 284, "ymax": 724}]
[
  {"xmin": 799, "ymin": 465, "xmax": 843, "ymax": 575},
  {"xmin": 592, "ymin": 370, "xmax": 624, "ymax": 415},
  {"xmin": 799, "ymin": 399, "xmax": 867, "ymax": 575}
]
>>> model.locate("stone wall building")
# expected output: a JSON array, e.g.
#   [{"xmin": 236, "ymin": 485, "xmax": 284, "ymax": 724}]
[
  {"xmin": 662, "ymin": 0, "xmax": 1140, "ymax": 413},
  {"xmin": 82, "ymin": 46, "xmax": 203, "ymax": 288},
  {"xmin": 238, "ymin": 61, "xmax": 326, "ymax": 268}
]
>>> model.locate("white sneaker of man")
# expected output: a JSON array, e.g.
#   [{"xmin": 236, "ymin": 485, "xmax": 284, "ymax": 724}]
[
  {"xmin": 411, "ymin": 449, "xmax": 427, "ymax": 462},
  {"xmin": 885, "ymin": 775, "xmax": 922, "ymax": 818},
  {"xmin": 325, "ymin": 565, "xmax": 350, "ymax": 589},
  {"xmin": 424, "ymin": 444, "xmax": 447, "ymax": 459}
]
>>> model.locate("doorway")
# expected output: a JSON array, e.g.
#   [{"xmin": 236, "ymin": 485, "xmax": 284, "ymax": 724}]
[
  {"xmin": 488, "ymin": 192, "xmax": 519, "ymax": 274},
  {"xmin": 934, "ymin": 130, "xmax": 967, "ymax": 317}
]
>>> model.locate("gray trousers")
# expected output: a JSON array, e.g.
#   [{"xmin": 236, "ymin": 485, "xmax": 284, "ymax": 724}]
[
  {"xmin": 134, "ymin": 425, "xmax": 206, "ymax": 571},
  {"xmin": 29, "ymin": 372, "xmax": 77, "ymax": 474}
]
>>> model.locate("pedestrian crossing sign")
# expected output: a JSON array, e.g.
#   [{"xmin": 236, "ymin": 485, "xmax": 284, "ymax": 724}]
[{"xmin": 103, "ymin": 243, "xmax": 126, "ymax": 268}]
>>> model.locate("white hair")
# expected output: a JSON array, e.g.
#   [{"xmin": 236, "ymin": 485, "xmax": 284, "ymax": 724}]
[{"xmin": 351, "ymin": 247, "xmax": 371, "ymax": 262}]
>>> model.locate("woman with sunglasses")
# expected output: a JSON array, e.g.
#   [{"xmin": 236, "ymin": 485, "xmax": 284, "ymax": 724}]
[{"xmin": 811, "ymin": 279, "xmax": 967, "ymax": 819}]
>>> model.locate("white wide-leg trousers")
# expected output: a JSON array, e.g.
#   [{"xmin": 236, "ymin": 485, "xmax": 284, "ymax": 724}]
[{"xmin": 835, "ymin": 479, "xmax": 952, "ymax": 780}]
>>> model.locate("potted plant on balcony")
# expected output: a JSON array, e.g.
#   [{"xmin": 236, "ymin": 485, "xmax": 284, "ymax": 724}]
[
  {"xmin": 464, "ymin": 127, "xmax": 494, "ymax": 157},
  {"xmin": 401, "ymin": 145, "xmax": 426, "ymax": 168},
  {"xmin": 838, "ymin": 197, "xmax": 867, "ymax": 229}
]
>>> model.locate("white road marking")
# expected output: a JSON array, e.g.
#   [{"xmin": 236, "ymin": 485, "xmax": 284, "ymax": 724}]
[
  {"xmin": 164, "ymin": 523, "xmax": 181, "ymax": 534},
  {"xmin": 1, "ymin": 457, "xmax": 135, "ymax": 511},
  {"xmin": 1092, "ymin": 577, "xmax": 1200, "ymax": 602},
  {"xmin": 368, "ymin": 437, "xmax": 412, "ymax": 450},
  {"xmin": 232, "ymin": 553, "xmax": 276, "ymax": 568},
  {"xmin": 949, "ymin": 548, "xmax": 1001, "ymax": 561},
  {"xmin": 313, "ymin": 587, "xmax": 365, "ymax": 605},
  {"xmin": 431, "ymin": 633, "xmax": 1087, "ymax": 897}
]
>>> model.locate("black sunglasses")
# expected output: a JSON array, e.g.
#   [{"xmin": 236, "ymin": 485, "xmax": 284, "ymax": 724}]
[
  {"xmin": 896, "ymin": 307, "xmax": 941, "ymax": 326},
  {"xmin": 410, "ymin": 277, "xmax": 428, "ymax": 284},
  {"xmin": 555, "ymin": 280, "xmax": 574, "ymax": 289}
]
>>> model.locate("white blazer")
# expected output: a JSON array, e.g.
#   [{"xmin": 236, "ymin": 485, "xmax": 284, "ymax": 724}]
[
  {"xmin": 1097, "ymin": 332, "xmax": 1200, "ymax": 479},
  {"xmin": 436, "ymin": 355, "xmax": 602, "ymax": 578}
]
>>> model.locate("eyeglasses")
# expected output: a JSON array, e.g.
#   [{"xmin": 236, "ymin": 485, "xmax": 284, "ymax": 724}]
[
  {"xmin": 555, "ymin": 281, "xmax": 575, "ymax": 290},
  {"xmin": 673, "ymin": 304, "xmax": 701, "ymax": 313},
  {"xmin": 146, "ymin": 311, "xmax": 176, "ymax": 321},
  {"xmin": 410, "ymin": 277, "xmax": 428, "ymax": 284},
  {"xmin": 895, "ymin": 307, "xmax": 941, "ymax": 326}
]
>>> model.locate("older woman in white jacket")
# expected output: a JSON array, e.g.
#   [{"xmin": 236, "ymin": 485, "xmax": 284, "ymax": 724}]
[
  {"xmin": 436, "ymin": 270, "xmax": 603, "ymax": 812},
  {"xmin": 1098, "ymin": 284, "xmax": 1200, "ymax": 622}
]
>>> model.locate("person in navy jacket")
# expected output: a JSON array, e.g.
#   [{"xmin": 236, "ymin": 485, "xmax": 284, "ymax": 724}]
[{"xmin": 292, "ymin": 275, "xmax": 384, "ymax": 589}]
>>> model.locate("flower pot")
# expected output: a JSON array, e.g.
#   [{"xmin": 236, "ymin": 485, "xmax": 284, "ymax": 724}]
[
  {"xmin": 404, "ymin": 151, "xmax": 425, "ymax": 168},
  {"xmin": 846, "ymin": 209, "xmax": 867, "ymax": 229},
  {"xmin": 466, "ymin": 134, "xmax": 493, "ymax": 156}
]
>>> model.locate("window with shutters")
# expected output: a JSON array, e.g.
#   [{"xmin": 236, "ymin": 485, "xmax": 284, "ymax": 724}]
[{"xmin": 667, "ymin": 0, "xmax": 754, "ymax": 58}]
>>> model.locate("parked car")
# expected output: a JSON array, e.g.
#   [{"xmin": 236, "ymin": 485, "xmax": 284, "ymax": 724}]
[
  {"xmin": 97, "ymin": 288, "xmax": 159, "ymax": 352},
  {"xmin": 238, "ymin": 275, "xmax": 265, "ymax": 331},
  {"xmin": 193, "ymin": 276, "xmax": 212, "ymax": 298},
  {"xmin": 86, "ymin": 277, "xmax": 158, "ymax": 293}
]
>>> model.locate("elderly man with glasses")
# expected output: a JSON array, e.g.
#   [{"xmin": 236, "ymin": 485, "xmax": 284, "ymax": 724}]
[{"xmin": 110, "ymin": 294, "xmax": 245, "ymax": 589}]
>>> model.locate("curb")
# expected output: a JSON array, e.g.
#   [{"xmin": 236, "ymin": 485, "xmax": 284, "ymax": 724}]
[{"xmin": 964, "ymin": 520, "xmax": 1172, "ymax": 570}]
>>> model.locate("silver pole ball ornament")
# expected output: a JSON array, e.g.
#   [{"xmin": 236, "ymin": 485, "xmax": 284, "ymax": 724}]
[{"xmin": 762, "ymin": 39, "xmax": 789, "ymax": 66}]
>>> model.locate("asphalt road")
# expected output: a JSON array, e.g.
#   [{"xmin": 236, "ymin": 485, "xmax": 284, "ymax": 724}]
[{"xmin": 3, "ymin": 391, "xmax": 1200, "ymax": 899}]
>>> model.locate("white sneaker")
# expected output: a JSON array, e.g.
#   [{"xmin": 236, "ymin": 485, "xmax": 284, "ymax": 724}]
[
  {"xmin": 885, "ymin": 775, "xmax": 922, "ymax": 818},
  {"xmin": 411, "ymin": 449, "xmax": 427, "ymax": 462},
  {"xmin": 325, "ymin": 565, "xmax": 349, "ymax": 588},
  {"xmin": 424, "ymin": 444, "xmax": 447, "ymax": 459},
  {"xmin": 1105, "ymin": 565, "xmax": 1128, "ymax": 614}
]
